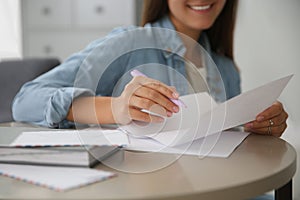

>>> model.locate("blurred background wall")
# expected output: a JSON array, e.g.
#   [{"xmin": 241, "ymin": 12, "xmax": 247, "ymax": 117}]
[
  {"xmin": 235, "ymin": 1, "xmax": 300, "ymax": 199},
  {"xmin": 0, "ymin": 0, "xmax": 21, "ymax": 60}
]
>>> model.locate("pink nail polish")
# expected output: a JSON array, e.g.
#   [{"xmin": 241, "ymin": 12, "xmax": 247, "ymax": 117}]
[
  {"xmin": 172, "ymin": 92, "xmax": 179, "ymax": 99},
  {"xmin": 173, "ymin": 106, "xmax": 179, "ymax": 112},
  {"xmin": 245, "ymin": 123, "xmax": 253, "ymax": 128},
  {"xmin": 257, "ymin": 116, "xmax": 264, "ymax": 122}
]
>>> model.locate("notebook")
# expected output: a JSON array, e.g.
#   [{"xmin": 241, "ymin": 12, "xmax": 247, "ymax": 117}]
[
  {"xmin": 0, "ymin": 145, "xmax": 120, "ymax": 168},
  {"xmin": 3, "ymin": 129, "xmax": 128, "ymax": 167}
]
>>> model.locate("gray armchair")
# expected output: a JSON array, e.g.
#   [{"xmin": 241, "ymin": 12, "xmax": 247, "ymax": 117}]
[{"xmin": 0, "ymin": 58, "xmax": 60, "ymax": 123}]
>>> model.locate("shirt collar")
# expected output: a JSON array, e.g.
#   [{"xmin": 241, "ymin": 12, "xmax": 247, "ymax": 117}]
[
  {"xmin": 146, "ymin": 15, "xmax": 212, "ymax": 58},
  {"xmin": 149, "ymin": 15, "xmax": 186, "ymax": 58}
]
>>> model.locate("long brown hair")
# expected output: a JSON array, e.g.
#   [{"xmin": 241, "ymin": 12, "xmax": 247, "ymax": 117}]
[{"xmin": 141, "ymin": 0, "xmax": 238, "ymax": 60}]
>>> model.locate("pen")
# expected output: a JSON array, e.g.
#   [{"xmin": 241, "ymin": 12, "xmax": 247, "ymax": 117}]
[{"xmin": 130, "ymin": 69, "xmax": 187, "ymax": 108}]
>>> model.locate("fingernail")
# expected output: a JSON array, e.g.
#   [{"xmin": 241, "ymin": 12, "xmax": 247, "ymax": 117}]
[
  {"xmin": 167, "ymin": 111, "xmax": 173, "ymax": 117},
  {"xmin": 173, "ymin": 106, "xmax": 179, "ymax": 112},
  {"xmin": 257, "ymin": 116, "xmax": 264, "ymax": 122},
  {"xmin": 245, "ymin": 123, "xmax": 253, "ymax": 128},
  {"xmin": 172, "ymin": 92, "xmax": 179, "ymax": 99}
]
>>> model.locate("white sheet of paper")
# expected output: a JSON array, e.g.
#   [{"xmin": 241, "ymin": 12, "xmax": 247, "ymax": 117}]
[
  {"xmin": 205, "ymin": 75, "xmax": 293, "ymax": 135},
  {"xmin": 120, "ymin": 92, "xmax": 217, "ymax": 138},
  {"xmin": 137, "ymin": 75, "xmax": 292, "ymax": 146},
  {"xmin": 126, "ymin": 131, "xmax": 250, "ymax": 158},
  {"xmin": 10, "ymin": 129, "xmax": 129, "ymax": 147},
  {"xmin": 0, "ymin": 164, "xmax": 115, "ymax": 191}
]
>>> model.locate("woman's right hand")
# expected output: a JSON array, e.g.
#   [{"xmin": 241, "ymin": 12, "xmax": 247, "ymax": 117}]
[{"xmin": 112, "ymin": 76, "xmax": 180, "ymax": 125}]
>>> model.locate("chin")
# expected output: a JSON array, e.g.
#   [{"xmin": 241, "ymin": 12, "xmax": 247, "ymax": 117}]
[{"xmin": 192, "ymin": 22, "xmax": 214, "ymax": 31}]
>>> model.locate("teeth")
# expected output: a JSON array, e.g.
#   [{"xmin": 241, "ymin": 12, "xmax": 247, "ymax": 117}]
[{"xmin": 190, "ymin": 5, "xmax": 211, "ymax": 11}]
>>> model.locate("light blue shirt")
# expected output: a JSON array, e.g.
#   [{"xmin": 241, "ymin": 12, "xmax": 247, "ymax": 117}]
[{"xmin": 12, "ymin": 16, "xmax": 240, "ymax": 128}]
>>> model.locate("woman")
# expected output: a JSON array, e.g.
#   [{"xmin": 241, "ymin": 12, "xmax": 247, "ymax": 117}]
[{"xmin": 12, "ymin": 0, "xmax": 288, "ymax": 138}]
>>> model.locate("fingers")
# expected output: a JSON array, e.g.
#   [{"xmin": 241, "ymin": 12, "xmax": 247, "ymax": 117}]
[
  {"xmin": 120, "ymin": 76, "xmax": 180, "ymax": 124},
  {"xmin": 129, "ymin": 107, "xmax": 165, "ymax": 123},
  {"xmin": 255, "ymin": 101, "xmax": 283, "ymax": 122},
  {"xmin": 134, "ymin": 86, "xmax": 179, "ymax": 113},
  {"xmin": 129, "ymin": 96, "xmax": 173, "ymax": 117},
  {"xmin": 244, "ymin": 123, "xmax": 287, "ymax": 137},
  {"xmin": 244, "ymin": 101, "xmax": 288, "ymax": 137},
  {"xmin": 245, "ymin": 110, "xmax": 288, "ymax": 129},
  {"xmin": 126, "ymin": 76, "xmax": 179, "ymax": 112},
  {"xmin": 135, "ymin": 76, "xmax": 179, "ymax": 99}
]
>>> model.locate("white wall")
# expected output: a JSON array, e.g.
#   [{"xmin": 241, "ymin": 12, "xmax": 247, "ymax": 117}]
[
  {"xmin": 235, "ymin": 0, "xmax": 300, "ymax": 199},
  {"xmin": 0, "ymin": 0, "xmax": 22, "ymax": 60}
]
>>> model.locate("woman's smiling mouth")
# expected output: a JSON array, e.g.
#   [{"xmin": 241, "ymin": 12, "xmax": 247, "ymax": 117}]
[{"xmin": 188, "ymin": 3, "xmax": 214, "ymax": 13}]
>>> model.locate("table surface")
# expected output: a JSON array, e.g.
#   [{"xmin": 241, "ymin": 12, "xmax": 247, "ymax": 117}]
[{"xmin": 0, "ymin": 124, "xmax": 297, "ymax": 200}]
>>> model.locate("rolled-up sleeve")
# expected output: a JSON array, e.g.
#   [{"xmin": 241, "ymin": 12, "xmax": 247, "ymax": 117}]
[
  {"xmin": 12, "ymin": 40, "xmax": 101, "ymax": 128},
  {"xmin": 12, "ymin": 25, "xmax": 159, "ymax": 128}
]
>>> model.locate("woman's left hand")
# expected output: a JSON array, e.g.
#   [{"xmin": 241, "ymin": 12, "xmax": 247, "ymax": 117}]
[{"xmin": 244, "ymin": 101, "xmax": 288, "ymax": 137}]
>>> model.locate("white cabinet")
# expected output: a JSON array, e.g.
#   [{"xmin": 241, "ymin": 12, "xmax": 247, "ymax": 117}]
[
  {"xmin": 26, "ymin": 31, "xmax": 108, "ymax": 60},
  {"xmin": 21, "ymin": 0, "xmax": 136, "ymax": 61},
  {"xmin": 75, "ymin": 0, "xmax": 135, "ymax": 28},
  {"xmin": 23, "ymin": 0, "xmax": 72, "ymax": 28}
]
